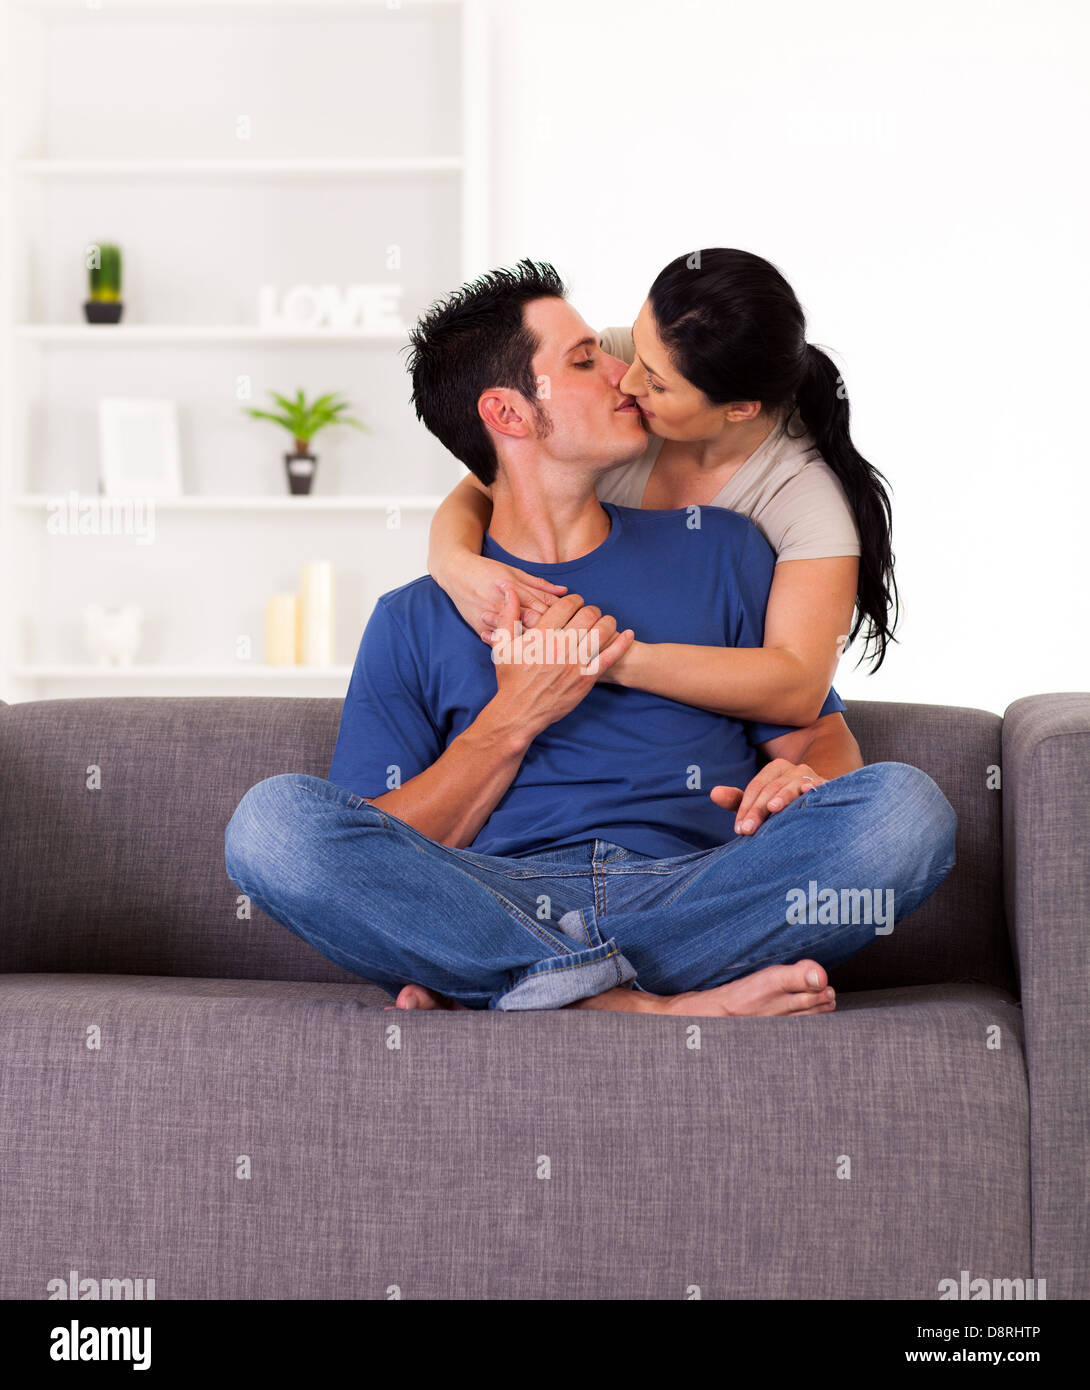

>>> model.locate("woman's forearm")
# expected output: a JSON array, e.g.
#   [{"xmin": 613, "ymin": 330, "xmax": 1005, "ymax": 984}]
[
  {"xmin": 427, "ymin": 475, "xmax": 494, "ymax": 580},
  {"xmin": 609, "ymin": 558, "xmax": 855, "ymax": 727},
  {"xmin": 611, "ymin": 641, "xmax": 833, "ymax": 727},
  {"xmin": 790, "ymin": 713, "xmax": 863, "ymax": 780}
]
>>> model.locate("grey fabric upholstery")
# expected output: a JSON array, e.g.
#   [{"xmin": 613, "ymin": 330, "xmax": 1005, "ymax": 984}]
[
  {"xmin": 832, "ymin": 701, "xmax": 1012, "ymax": 994},
  {"xmin": 0, "ymin": 697, "xmax": 1011, "ymax": 991},
  {"xmin": 0, "ymin": 693, "xmax": 1084, "ymax": 1298},
  {"xmin": 0, "ymin": 973, "xmax": 1027, "ymax": 1300},
  {"xmin": 1002, "ymin": 695, "xmax": 1090, "ymax": 1299},
  {"xmin": 0, "ymin": 697, "xmax": 358, "ymax": 984}
]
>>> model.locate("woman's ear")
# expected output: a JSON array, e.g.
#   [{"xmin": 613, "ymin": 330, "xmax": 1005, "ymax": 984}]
[{"xmin": 723, "ymin": 400, "xmax": 764, "ymax": 424}]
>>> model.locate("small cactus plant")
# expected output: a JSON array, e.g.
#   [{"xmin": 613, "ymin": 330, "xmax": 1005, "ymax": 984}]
[
  {"xmin": 84, "ymin": 243, "xmax": 124, "ymax": 323},
  {"xmin": 88, "ymin": 244, "xmax": 122, "ymax": 302}
]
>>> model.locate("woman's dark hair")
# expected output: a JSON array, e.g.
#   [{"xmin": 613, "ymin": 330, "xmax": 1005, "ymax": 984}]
[
  {"xmin": 648, "ymin": 248, "xmax": 898, "ymax": 671},
  {"xmin": 405, "ymin": 258, "xmax": 566, "ymax": 486}
]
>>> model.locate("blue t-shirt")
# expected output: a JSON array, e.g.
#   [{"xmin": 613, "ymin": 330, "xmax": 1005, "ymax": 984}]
[{"xmin": 328, "ymin": 503, "xmax": 844, "ymax": 859}]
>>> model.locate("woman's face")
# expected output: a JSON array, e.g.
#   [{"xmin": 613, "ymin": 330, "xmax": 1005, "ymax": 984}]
[{"xmin": 619, "ymin": 299, "xmax": 763, "ymax": 441}]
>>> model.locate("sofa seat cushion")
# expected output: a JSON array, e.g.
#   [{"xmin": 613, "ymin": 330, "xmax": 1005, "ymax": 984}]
[{"xmin": 0, "ymin": 975, "xmax": 1028, "ymax": 1299}]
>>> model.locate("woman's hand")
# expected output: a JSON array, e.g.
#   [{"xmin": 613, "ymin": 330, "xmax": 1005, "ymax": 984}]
[
  {"xmin": 591, "ymin": 637, "xmax": 643, "ymax": 684},
  {"xmin": 440, "ymin": 552, "xmax": 568, "ymax": 640},
  {"xmin": 709, "ymin": 759, "xmax": 826, "ymax": 835},
  {"xmin": 487, "ymin": 585, "xmax": 635, "ymax": 738}
]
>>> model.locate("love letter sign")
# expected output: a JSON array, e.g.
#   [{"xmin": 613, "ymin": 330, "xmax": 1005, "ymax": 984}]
[{"xmin": 258, "ymin": 283, "xmax": 405, "ymax": 333}]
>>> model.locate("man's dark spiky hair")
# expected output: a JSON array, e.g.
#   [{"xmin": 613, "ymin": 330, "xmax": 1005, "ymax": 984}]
[{"xmin": 405, "ymin": 258, "xmax": 568, "ymax": 486}]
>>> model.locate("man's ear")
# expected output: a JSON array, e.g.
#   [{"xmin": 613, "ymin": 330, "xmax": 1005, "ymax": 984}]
[{"xmin": 478, "ymin": 389, "xmax": 534, "ymax": 440}]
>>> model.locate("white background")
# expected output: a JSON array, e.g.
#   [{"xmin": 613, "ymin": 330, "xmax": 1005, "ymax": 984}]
[{"xmin": 480, "ymin": 0, "xmax": 1090, "ymax": 713}]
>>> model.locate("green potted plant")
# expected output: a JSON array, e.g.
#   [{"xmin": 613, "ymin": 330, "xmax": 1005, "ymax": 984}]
[
  {"xmin": 244, "ymin": 389, "xmax": 368, "ymax": 495},
  {"xmin": 84, "ymin": 242, "xmax": 123, "ymax": 324}
]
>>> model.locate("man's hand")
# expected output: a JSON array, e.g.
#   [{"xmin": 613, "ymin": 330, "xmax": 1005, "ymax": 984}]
[
  {"xmin": 710, "ymin": 758, "xmax": 826, "ymax": 836},
  {"xmin": 488, "ymin": 583, "xmax": 635, "ymax": 739}
]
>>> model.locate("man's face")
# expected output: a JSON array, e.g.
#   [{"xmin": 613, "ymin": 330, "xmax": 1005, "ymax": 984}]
[{"xmin": 517, "ymin": 296, "xmax": 649, "ymax": 471}]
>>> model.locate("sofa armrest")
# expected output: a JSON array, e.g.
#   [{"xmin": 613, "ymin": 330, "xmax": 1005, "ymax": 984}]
[{"xmin": 1002, "ymin": 693, "xmax": 1090, "ymax": 1297}]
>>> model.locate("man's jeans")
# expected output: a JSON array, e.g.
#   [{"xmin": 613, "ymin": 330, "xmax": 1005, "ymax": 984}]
[{"xmin": 224, "ymin": 761, "xmax": 956, "ymax": 1011}]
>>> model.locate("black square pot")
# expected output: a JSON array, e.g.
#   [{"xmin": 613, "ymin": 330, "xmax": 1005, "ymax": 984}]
[{"xmin": 83, "ymin": 301, "xmax": 124, "ymax": 324}]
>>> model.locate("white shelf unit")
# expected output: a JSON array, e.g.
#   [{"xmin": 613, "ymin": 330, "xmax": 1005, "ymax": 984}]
[
  {"xmin": 12, "ymin": 663, "xmax": 355, "ymax": 681},
  {"xmin": 16, "ymin": 326, "xmax": 409, "ymax": 342},
  {"xmin": 0, "ymin": 0, "xmax": 489, "ymax": 703},
  {"xmin": 15, "ymin": 157, "xmax": 465, "ymax": 176},
  {"xmin": 15, "ymin": 492, "xmax": 447, "ymax": 510}
]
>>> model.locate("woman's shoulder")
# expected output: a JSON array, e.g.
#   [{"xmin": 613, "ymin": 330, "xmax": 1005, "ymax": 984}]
[
  {"xmin": 724, "ymin": 415, "xmax": 860, "ymax": 560},
  {"xmin": 759, "ymin": 454, "xmax": 862, "ymax": 561}
]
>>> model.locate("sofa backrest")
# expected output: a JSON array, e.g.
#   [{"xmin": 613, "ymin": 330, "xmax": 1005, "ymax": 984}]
[
  {"xmin": 0, "ymin": 696, "xmax": 1014, "ymax": 995},
  {"xmin": 833, "ymin": 699, "xmax": 1012, "ymax": 994}
]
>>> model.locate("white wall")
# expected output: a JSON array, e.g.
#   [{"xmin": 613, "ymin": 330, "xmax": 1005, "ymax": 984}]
[{"xmin": 481, "ymin": 0, "xmax": 1090, "ymax": 714}]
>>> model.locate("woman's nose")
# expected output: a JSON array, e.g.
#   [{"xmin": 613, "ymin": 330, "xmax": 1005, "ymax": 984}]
[{"xmin": 618, "ymin": 361, "xmax": 641, "ymax": 396}]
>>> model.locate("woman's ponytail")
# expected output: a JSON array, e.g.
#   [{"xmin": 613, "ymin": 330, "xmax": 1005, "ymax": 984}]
[{"xmin": 796, "ymin": 343, "xmax": 899, "ymax": 670}]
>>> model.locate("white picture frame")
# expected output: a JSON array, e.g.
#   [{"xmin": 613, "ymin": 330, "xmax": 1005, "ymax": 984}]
[{"xmin": 98, "ymin": 398, "xmax": 182, "ymax": 498}]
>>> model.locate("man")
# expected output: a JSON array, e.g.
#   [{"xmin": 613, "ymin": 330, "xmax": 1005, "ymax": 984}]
[{"xmin": 225, "ymin": 260, "xmax": 955, "ymax": 1017}]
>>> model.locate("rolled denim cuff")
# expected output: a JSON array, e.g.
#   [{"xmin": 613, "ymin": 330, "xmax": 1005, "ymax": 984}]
[{"xmin": 491, "ymin": 936, "xmax": 637, "ymax": 1011}]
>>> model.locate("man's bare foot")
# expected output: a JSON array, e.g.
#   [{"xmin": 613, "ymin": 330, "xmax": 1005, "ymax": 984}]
[
  {"xmin": 384, "ymin": 984, "xmax": 469, "ymax": 1011},
  {"xmin": 386, "ymin": 961, "xmax": 834, "ymax": 1018},
  {"xmin": 568, "ymin": 960, "xmax": 836, "ymax": 1017}
]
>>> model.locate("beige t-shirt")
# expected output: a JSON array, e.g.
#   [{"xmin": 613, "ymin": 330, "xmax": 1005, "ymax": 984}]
[{"xmin": 595, "ymin": 325, "xmax": 861, "ymax": 563}]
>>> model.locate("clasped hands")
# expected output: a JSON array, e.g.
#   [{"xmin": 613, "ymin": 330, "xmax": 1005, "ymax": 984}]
[{"xmin": 484, "ymin": 581, "xmax": 825, "ymax": 836}]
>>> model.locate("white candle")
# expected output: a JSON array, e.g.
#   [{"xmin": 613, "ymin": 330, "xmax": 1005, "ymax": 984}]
[
  {"xmin": 265, "ymin": 593, "xmax": 299, "ymax": 665},
  {"xmin": 300, "ymin": 560, "xmax": 334, "ymax": 666}
]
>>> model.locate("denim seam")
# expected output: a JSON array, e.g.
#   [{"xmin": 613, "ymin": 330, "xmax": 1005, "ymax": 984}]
[
  {"xmin": 602, "ymin": 862, "xmax": 677, "ymax": 876},
  {"xmin": 593, "ymin": 864, "xmax": 679, "ymax": 880},
  {"xmin": 658, "ymin": 859, "xmax": 723, "ymax": 911},
  {"xmin": 535, "ymin": 942, "xmax": 621, "ymax": 976},
  {"xmin": 492, "ymin": 865, "xmax": 590, "ymax": 879},
  {"xmin": 475, "ymin": 880, "xmax": 585, "ymax": 956},
  {"xmin": 295, "ymin": 777, "xmax": 390, "ymax": 824}
]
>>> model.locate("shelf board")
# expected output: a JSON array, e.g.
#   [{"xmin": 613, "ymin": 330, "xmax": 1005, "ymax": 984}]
[
  {"xmin": 15, "ymin": 325, "xmax": 408, "ymax": 344},
  {"xmin": 16, "ymin": 0, "xmax": 461, "ymax": 12},
  {"xmin": 17, "ymin": 493, "xmax": 445, "ymax": 511},
  {"xmin": 13, "ymin": 156, "xmax": 462, "ymax": 179},
  {"xmin": 12, "ymin": 664, "xmax": 354, "ymax": 679}
]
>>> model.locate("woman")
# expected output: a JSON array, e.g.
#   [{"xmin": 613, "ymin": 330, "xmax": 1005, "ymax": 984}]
[{"xmin": 427, "ymin": 248, "xmax": 897, "ymax": 728}]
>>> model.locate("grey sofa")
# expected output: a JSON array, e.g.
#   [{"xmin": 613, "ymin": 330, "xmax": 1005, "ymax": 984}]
[{"xmin": 1, "ymin": 692, "xmax": 1086, "ymax": 1301}]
